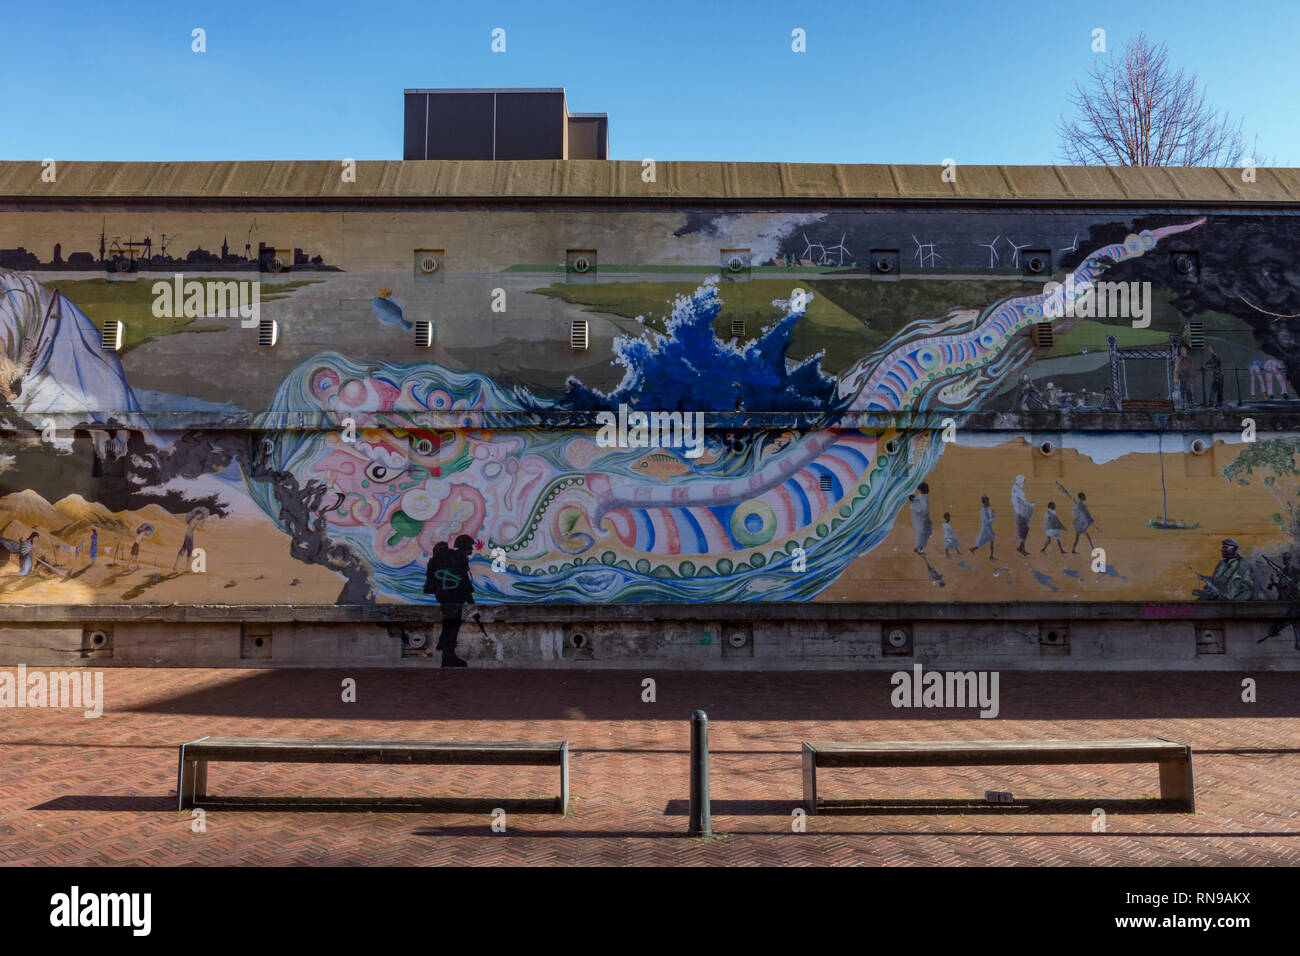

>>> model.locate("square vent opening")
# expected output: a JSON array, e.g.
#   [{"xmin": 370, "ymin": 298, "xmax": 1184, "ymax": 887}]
[
  {"xmin": 414, "ymin": 249, "xmax": 445, "ymax": 282},
  {"xmin": 1022, "ymin": 250, "xmax": 1051, "ymax": 276},
  {"xmin": 722, "ymin": 624, "xmax": 754, "ymax": 657},
  {"xmin": 869, "ymin": 249, "xmax": 900, "ymax": 279},
  {"xmin": 882, "ymin": 623, "xmax": 914, "ymax": 656},
  {"xmin": 721, "ymin": 249, "xmax": 751, "ymax": 281},
  {"xmin": 240, "ymin": 624, "xmax": 273, "ymax": 660},
  {"xmin": 1196, "ymin": 624, "xmax": 1226, "ymax": 655},
  {"xmin": 1038, "ymin": 623, "xmax": 1070, "ymax": 656},
  {"xmin": 566, "ymin": 249, "xmax": 597, "ymax": 283},
  {"xmin": 81, "ymin": 626, "xmax": 113, "ymax": 659}
]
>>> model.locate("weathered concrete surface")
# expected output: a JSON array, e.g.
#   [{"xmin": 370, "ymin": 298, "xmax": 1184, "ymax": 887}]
[
  {"xmin": 4, "ymin": 160, "xmax": 1299, "ymax": 203},
  {"xmin": 0, "ymin": 626, "xmax": 83, "ymax": 667},
  {"xmin": 1, "ymin": 615, "xmax": 1294, "ymax": 670}
]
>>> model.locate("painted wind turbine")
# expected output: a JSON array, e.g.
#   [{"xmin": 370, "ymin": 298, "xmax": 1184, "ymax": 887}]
[
  {"xmin": 824, "ymin": 233, "xmax": 851, "ymax": 267},
  {"xmin": 977, "ymin": 236, "xmax": 1002, "ymax": 268},
  {"xmin": 1005, "ymin": 238, "xmax": 1031, "ymax": 267},
  {"xmin": 912, "ymin": 235, "xmax": 940, "ymax": 268}
]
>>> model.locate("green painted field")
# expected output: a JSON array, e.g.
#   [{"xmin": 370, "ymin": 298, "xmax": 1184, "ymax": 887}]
[
  {"xmin": 55, "ymin": 278, "xmax": 322, "ymax": 353},
  {"xmin": 532, "ymin": 277, "xmax": 872, "ymax": 374}
]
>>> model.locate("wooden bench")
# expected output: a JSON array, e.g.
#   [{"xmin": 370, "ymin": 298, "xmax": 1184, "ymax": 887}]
[
  {"xmin": 801, "ymin": 737, "xmax": 1194, "ymax": 813},
  {"xmin": 177, "ymin": 737, "xmax": 569, "ymax": 813}
]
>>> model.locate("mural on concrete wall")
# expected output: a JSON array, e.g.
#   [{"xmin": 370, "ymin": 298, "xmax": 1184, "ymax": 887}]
[{"xmin": 0, "ymin": 209, "xmax": 1298, "ymax": 632}]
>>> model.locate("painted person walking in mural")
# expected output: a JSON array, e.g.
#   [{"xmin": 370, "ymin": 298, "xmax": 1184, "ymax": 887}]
[
  {"xmin": 1191, "ymin": 538, "xmax": 1256, "ymax": 601},
  {"xmin": 942, "ymin": 512, "xmax": 959, "ymax": 557},
  {"xmin": 970, "ymin": 494, "xmax": 996, "ymax": 560},
  {"xmin": 1011, "ymin": 476, "xmax": 1035, "ymax": 556},
  {"xmin": 1040, "ymin": 502, "xmax": 1067, "ymax": 555},
  {"xmin": 1174, "ymin": 344, "xmax": 1195, "ymax": 410},
  {"xmin": 126, "ymin": 524, "xmax": 152, "ymax": 572},
  {"xmin": 909, "ymin": 483, "xmax": 932, "ymax": 555},
  {"xmin": 172, "ymin": 509, "xmax": 208, "ymax": 573},
  {"xmin": 422, "ymin": 536, "xmax": 475, "ymax": 667},
  {"xmin": 1264, "ymin": 357, "xmax": 1290, "ymax": 399},
  {"xmin": 1069, "ymin": 490, "xmax": 1098, "ymax": 554},
  {"xmin": 1203, "ymin": 346, "xmax": 1224, "ymax": 408},
  {"xmin": 1249, "ymin": 360, "xmax": 1267, "ymax": 399},
  {"xmin": 87, "ymin": 528, "xmax": 98, "ymax": 567}
]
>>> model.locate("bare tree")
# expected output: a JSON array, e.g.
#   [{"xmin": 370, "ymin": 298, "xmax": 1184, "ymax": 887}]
[{"xmin": 1058, "ymin": 33, "xmax": 1249, "ymax": 166}]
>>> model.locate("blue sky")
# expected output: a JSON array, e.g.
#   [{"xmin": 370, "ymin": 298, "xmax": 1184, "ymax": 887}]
[{"xmin": 1, "ymin": 0, "xmax": 1295, "ymax": 164}]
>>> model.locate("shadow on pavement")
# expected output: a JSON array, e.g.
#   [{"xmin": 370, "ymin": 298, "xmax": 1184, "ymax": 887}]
[
  {"xmin": 663, "ymin": 797, "xmax": 1191, "ymax": 815},
  {"xmin": 123, "ymin": 669, "xmax": 1300, "ymax": 721},
  {"xmin": 33, "ymin": 794, "xmax": 562, "ymax": 814}
]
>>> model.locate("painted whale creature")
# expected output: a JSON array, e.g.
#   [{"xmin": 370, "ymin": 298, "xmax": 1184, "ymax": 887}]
[
  {"xmin": 0, "ymin": 270, "xmax": 154, "ymax": 438},
  {"xmin": 247, "ymin": 220, "xmax": 1204, "ymax": 603}
]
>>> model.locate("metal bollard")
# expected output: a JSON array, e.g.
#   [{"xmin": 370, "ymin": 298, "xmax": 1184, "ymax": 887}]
[{"xmin": 688, "ymin": 709, "xmax": 711, "ymax": 836}]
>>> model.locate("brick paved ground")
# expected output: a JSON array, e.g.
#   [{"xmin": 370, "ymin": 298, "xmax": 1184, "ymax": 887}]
[{"xmin": 0, "ymin": 668, "xmax": 1296, "ymax": 865}]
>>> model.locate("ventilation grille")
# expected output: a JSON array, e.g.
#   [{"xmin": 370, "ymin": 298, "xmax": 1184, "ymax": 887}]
[
  {"xmin": 570, "ymin": 319, "xmax": 589, "ymax": 350},
  {"xmin": 414, "ymin": 320, "xmax": 434, "ymax": 348},
  {"xmin": 1187, "ymin": 322, "xmax": 1205, "ymax": 348},
  {"xmin": 721, "ymin": 249, "xmax": 751, "ymax": 280},
  {"xmin": 258, "ymin": 318, "xmax": 279, "ymax": 347},
  {"xmin": 263, "ymin": 249, "xmax": 292, "ymax": 273},
  {"xmin": 1030, "ymin": 322, "xmax": 1054, "ymax": 348},
  {"xmin": 81, "ymin": 626, "xmax": 113, "ymax": 658},
  {"xmin": 882, "ymin": 623, "xmax": 913, "ymax": 656},
  {"xmin": 870, "ymin": 250, "xmax": 900, "ymax": 276},
  {"xmin": 566, "ymin": 250, "xmax": 596, "ymax": 280},
  {"xmin": 730, "ymin": 318, "xmax": 746, "ymax": 338},
  {"xmin": 414, "ymin": 249, "xmax": 445, "ymax": 282},
  {"xmin": 1196, "ymin": 626, "xmax": 1226, "ymax": 655},
  {"xmin": 818, "ymin": 474, "xmax": 833, "ymax": 492},
  {"xmin": 1023, "ymin": 250, "xmax": 1050, "ymax": 275},
  {"xmin": 101, "ymin": 321, "xmax": 123, "ymax": 351}
]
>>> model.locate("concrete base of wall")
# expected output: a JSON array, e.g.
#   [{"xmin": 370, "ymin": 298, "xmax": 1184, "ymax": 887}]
[{"xmin": 0, "ymin": 609, "xmax": 1295, "ymax": 669}]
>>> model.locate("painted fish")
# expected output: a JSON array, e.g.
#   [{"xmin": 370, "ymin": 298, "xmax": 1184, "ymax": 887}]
[{"xmin": 370, "ymin": 290, "xmax": 414, "ymax": 331}]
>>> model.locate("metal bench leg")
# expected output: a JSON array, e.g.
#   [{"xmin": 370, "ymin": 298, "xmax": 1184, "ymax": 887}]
[
  {"xmin": 1158, "ymin": 752, "xmax": 1195, "ymax": 812},
  {"xmin": 559, "ymin": 742, "xmax": 570, "ymax": 815},
  {"xmin": 802, "ymin": 743, "xmax": 818, "ymax": 815},
  {"xmin": 179, "ymin": 757, "xmax": 197, "ymax": 810},
  {"xmin": 177, "ymin": 737, "xmax": 211, "ymax": 811},
  {"xmin": 193, "ymin": 760, "xmax": 208, "ymax": 801}
]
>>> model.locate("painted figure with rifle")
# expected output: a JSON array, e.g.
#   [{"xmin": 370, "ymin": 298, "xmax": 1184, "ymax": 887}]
[
  {"xmin": 1189, "ymin": 538, "xmax": 1255, "ymax": 601},
  {"xmin": 1261, "ymin": 551, "xmax": 1300, "ymax": 649}
]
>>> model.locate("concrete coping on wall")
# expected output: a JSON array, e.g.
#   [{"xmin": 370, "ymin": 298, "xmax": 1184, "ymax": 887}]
[
  {"xmin": 2, "ymin": 161, "xmax": 1299, "ymax": 204},
  {"xmin": 0, "ymin": 601, "xmax": 1292, "ymax": 624}
]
